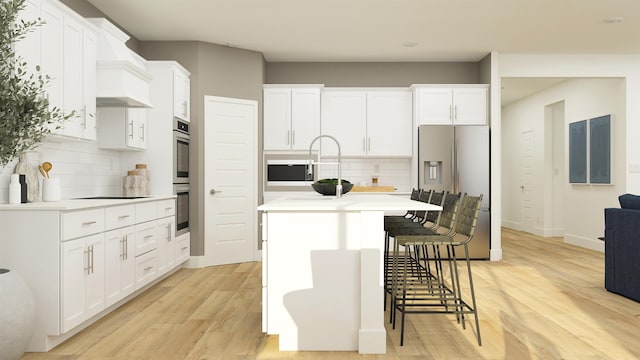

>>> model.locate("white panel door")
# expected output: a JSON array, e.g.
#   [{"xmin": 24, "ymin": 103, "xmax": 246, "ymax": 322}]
[
  {"xmin": 85, "ymin": 234, "xmax": 105, "ymax": 319},
  {"xmin": 14, "ymin": 0, "xmax": 41, "ymax": 78},
  {"xmin": 82, "ymin": 25, "xmax": 97, "ymax": 140},
  {"xmin": 366, "ymin": 90, "xmax": 412, "ymax": 157},
  {"xmin": 203, "ymin": 96, "xmax": 258, "ymax": 266}
]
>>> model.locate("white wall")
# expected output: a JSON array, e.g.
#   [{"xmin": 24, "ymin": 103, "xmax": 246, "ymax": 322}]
[
  {"xmin": 0, "ymin": 140, "xmax": 124, "ymax": 202},
  {"xmin": 501, "ymin": 78, "xmax": 625, "ymax": 250}
]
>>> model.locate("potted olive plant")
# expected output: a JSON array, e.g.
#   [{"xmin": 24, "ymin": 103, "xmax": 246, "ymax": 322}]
[{"xmin": 0, "ymin": 0, "xmax": 72, "ymax": 168}]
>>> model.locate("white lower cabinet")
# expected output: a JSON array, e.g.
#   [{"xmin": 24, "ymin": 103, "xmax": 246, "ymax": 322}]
[
  {"xmin": 156, "ymin": 217, "xmax": 176, "ymax": 275},
  {"xmin": 0, "ymin": 197, "xmax": 188, "ymax": 352},
  {"xmin": 135, "ymin": 250, "xmax": 159, "ymax": 289},
  {"xmin": 61, "ymin": 233, "xmax": 105, "ymax": 333},
  {"xmin": 104, "ymin": 226, "xmax": 136, "ymax": 307}
]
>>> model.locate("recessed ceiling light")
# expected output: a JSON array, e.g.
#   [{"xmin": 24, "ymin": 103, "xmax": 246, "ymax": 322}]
[
  {"xmin": 604, "ymin": 17, "xmax": 624, "ymax": 24},
  {"xmin": 402, "ymin": 41, "xmax": 419, "ymax": 48}
]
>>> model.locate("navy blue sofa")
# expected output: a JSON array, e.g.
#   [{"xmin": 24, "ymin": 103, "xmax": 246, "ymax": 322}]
[{"xmin": 604, "ymin": 194, "xmax": 640, "ymax": 302}]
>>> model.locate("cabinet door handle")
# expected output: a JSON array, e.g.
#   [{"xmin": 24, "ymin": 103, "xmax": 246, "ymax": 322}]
[
  {"xmin": 167, "ymin": 224, "xmax": 172, "ymax": 241},
  {"xmin": 362, "ymin": 138, "xmax": 366, "ymax": 151},
  {"xmin": 82, "ymin": 105, "xmax": 87, "ymax": 129},
  {"xmin": 367, "ymin": 137, "xmax": 371, "ymax": 151},
  {"xmin": 292, "ymin": 130, "xmax": 295, "ymax": 145},
  {"xmin": 182, "ymin": 101, "xmax": 188, "ymax": 117},
  {"xmin": 140, "ymin": 123, "xmax": 145, "ymax": 141},
  {"xmin": 454, "ymin": 105, "xmax": 457, "ymax": 121},
  {"xmin": 84, "ymin": 248, "xmax": 91, "ymax": 274},
  {"xmin": 124, "ymin": 235, "xmax": 128, "ymax": 260},
  {"xmin": 449, "ymin": 105, "xmax": 453, "ymax": 121},
  {"xmin": 120, "ymin": 238, "xmax": 125, "ymax": 260},
  {"xmin": 287, "ymin": 130, "xmax": 290, "ymax": 145},
  {"xmin": 129, "ymin": 120, "xmax": 134, "ymax": 139}
]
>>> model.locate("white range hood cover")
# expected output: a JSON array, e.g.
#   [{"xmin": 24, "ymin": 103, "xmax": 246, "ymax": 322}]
[{"xmin": 88, "ymin": 18, "xmax": 153, "ymax": 108}]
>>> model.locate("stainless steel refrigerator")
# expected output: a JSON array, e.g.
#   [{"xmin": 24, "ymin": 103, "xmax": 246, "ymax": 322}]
[{"xmin": 418, "ymin": 125, "xmax": 490, "ymax": 259}]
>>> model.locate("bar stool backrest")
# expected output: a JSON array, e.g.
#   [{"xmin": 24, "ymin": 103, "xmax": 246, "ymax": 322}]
[
  {"xmin": 423, "ymin": 190, "xmax": 446, "ymax": 225},
  {"xmin": 436, "ymin": 192, "xmax": 461, "ymax": 232},
  {"xmin": 413, "ymin": 189, "xmax": 432, "ymax": 221},
  {"xmin": 453, "ymin": 194, "xmax": 483, "ymax": 243}
]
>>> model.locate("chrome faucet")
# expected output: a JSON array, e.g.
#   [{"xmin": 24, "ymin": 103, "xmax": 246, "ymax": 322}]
[{"xmin": 308, "ymin": 135, "xmax": 343, "ymax": 198}]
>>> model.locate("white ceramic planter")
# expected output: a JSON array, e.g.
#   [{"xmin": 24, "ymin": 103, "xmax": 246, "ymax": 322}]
[{"xmin": 0, "ymin": 269, "xmax": 35, "ymax": 360}]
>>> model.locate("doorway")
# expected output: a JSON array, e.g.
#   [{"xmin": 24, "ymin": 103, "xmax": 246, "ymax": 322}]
[{"xmin": 201, "ymin": 95, "xmax": 259, "ymax": 267}]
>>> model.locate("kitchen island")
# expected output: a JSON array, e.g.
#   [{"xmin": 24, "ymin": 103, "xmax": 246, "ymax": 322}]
[{"xmin": 258, "ymin": 193, "xmax": 440, "ymax": 354}]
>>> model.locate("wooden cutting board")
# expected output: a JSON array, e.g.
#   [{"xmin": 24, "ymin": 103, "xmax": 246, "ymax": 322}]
[{"xmin": 351, "ymin": 186, "xmax": 396, "ymax": 192}]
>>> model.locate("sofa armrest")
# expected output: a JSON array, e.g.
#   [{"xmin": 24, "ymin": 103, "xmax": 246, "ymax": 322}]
[{"xmin": 604, "ymin": 208, "xmax": 640, "ymax": 301}]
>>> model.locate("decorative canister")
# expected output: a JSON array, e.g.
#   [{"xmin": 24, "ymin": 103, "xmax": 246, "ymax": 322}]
[
  {"xmin": 135, "ymin": 163, "xmax": 150, "ymax": 195},
  {"xmin": 123, "ymin": 170, "xmax": 144, "ymax": 197},
  {"xmin": 14, "ymin": 152, "xmax": 40, "ymax": 202},
  {"xmin": 0, "ymin": 269, "xmax": 36, "ymax": 360}
]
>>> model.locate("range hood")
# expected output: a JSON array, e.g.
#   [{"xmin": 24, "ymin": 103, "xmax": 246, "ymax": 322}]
[{"xmin": 88, "ymin": 18, "xmax": 153, "ymax": 108}]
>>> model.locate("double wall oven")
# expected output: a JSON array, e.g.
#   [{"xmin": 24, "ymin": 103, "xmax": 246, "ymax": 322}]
[{"xmin": 173, "ymin": 119, "xmax": 190, "ymax": 236}]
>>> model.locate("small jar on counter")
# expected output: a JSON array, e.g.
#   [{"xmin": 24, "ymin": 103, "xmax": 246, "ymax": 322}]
[
  {"xmin": 123, "ymin": 170, "xmax": 145, "ymax": 197},
  {"xmin": 135, "ymin": 163, "xmax": 150, "ymax": 196}
]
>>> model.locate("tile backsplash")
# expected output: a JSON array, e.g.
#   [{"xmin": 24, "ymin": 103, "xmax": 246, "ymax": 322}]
[
  {"xmin": 0, "ymin": 140, "xmax": 123, "ymax": 203},
  {"xmin": 317, "ymin": 157, "xmax": 412, "ymax": 192}
]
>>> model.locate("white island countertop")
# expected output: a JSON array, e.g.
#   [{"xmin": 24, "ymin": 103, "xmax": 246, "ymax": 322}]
[{"xmin": 258, "ymin": 193, "xmax": 440, "ymax": 212}]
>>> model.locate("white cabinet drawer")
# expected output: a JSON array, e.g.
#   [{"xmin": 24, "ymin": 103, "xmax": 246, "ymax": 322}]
[
  {"xmin": 135, "ymin": 249, "xmax": 157, "ymax": 290},
  {"xmin": 105, "ymin": 205, "xmax": 135, "ymax": 230},
  {"xmin": 62, "ymin": 208, "xmax": 105, "ymax": 241},
  {"xmin": 135, "ymin": 221, "xmax": 157, "ymax": 256},
  {"xmin": 135, "ymin": 201, "xmax": 157, "ymax": 223},
  {"xmin": 156, "ymin": 199, "xmax": 175, "ymax": 218},
  {"xmin": 175, "ymin": 233, "xmax": 190, "ymax": 264}
]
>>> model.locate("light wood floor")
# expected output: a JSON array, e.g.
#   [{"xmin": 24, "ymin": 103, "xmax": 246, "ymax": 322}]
[{"xmin": 22, "ymin": 228, "xmax": 640, "ymax": 359}]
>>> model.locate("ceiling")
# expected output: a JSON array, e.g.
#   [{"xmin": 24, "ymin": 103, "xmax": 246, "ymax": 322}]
[{"xmin": 86, "ymin": 0, "xmax": 639, "ymax": 104}]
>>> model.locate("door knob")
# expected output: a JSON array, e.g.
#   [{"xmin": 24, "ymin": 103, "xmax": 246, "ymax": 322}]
[{"xmin": 210, "ymin": 189, "xmax": 222, "ymax": 195}]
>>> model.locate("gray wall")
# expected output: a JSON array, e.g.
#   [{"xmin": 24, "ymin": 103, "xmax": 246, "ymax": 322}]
[
  {"xmin": 265, "ymin": 62, "xmax": 481, "ymax": 86},
  {"xmin": 138, "ymin": 41, "xmax": 265, "ymax": 256}
]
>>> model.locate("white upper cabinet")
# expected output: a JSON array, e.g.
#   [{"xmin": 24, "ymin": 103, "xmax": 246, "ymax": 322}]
[
  {"xmin": 365, "ymin": 90, "xmax": 412, "ymax": 157},
  {"xmin": 96, "ymin": 107, "xmax": 147, "ymax": 150},
  {"xmin": 263, "ymin": 86, "xmax": 321, "ymax": 151},
  {"xmin": 13, "ymin": 0, "xmax": 97, "ymax": 141},
  {"xmin": 321, "ymin": 90, "xmax": 367, "ymax": 157},
  {"xmin": 321, "ymin": 89, "xmax": 412, "ymax": 157},
  {"xmin": 173, "ymin": 69, "xmax": 190, "ymax": 121},
  {"xmin": 415, "ymin": 85, "xmax": 488, "ymax": 126}
]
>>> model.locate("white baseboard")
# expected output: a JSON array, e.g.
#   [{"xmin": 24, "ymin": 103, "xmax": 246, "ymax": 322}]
[{"xmin": 564, "ymin": 233, "xmax": 604, "ymax": 252}]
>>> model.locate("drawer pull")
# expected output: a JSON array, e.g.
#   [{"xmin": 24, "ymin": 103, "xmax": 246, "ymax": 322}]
[
  {"xmin": 144, "ymin": 266, "xmax": 153, "ymax": 272},
  {"xmin": 181, "ymin": 246, "xmax": 189, "ymax": 250},
  {"xmin": 164, "ymin": 207, "xmax": 173, "ymax": 211},
  {"xmin": 118, "ymin": 215, "xmax": 130, "ymax": 220},
  {"xmin": 144, "ymin": 235, "xmax": 154, "ymax": 239},
  {"xmin": 82, "ymin": 221, "xmax": 97, "ymax": 226}
]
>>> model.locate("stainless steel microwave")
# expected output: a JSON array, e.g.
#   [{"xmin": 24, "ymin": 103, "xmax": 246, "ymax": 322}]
[{"xmin": 264, "ymin": 155, "xmax": 317, "ymax": 191}]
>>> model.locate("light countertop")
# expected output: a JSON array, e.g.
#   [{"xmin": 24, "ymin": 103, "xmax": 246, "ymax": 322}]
[
  {"xmin": 0, "ymin": 195, "xmax": 176, "ymax": 211},
  {"xmin": 258, "ymin": 193, "xmax": 440, "ymax": 212}
]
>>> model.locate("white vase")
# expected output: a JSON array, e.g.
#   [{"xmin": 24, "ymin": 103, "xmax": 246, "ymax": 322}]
[{"xmin": 0, "ymin": 269, "xmax": 36, "ymax": 360}]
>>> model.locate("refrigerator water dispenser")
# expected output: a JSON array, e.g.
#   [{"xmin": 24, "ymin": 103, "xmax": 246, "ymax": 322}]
[{"xmin": 423, "ymin": 161, "xmax": 442, "ymax": 185}]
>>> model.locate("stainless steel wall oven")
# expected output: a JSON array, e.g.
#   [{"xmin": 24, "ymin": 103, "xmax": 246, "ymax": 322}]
[
  {"xmin": 174, "ymin": 183, "xmax": 190, "ymax": 236},
  {"xmin": 173, "ymin": 119, "xmax": 190, "ymax": 184}
]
